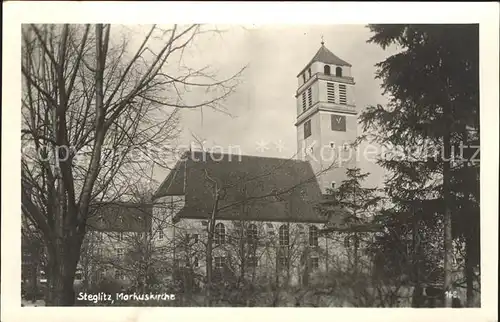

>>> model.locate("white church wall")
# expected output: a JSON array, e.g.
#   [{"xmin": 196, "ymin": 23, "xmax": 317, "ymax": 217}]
[
  {"xmin": 297, "ymin": 111, "xmax": 322, "ymax": 160},
  {"xmin": 158, "ymin": 214, "xmax": 358, "ymax": 288}
]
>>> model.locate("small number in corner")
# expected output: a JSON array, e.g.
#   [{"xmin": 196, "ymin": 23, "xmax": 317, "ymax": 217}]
[{"xmin": 445, "ymin": 290, "xmax": 459, "ymax": 299}]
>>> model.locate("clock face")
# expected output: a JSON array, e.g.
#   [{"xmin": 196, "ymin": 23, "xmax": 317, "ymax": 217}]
[{"xmin": 331, "ymin": 114, "xmax": 346, "ymax": 132}]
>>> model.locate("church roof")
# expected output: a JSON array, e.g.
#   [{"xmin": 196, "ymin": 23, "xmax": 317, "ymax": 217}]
[
  {"xmin": 86, "ymin": 202, "xmax": 152, "ymax": 232},
  {"xmin": 154, "ymin": 151, "xmax": 331, "ymax": 223},
  {"xmin": 298, "ymin": 44, "xmax": 352, "ymax": 77}
]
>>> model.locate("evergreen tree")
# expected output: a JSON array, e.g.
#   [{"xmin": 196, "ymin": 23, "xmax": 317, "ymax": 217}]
[
  {"xmin": 361, "ymin": 24, "xmax": 480, "ymax": 307},
  {"xmin": 318, "ymin": 167, "xmax": 383, "ymax": 274}
]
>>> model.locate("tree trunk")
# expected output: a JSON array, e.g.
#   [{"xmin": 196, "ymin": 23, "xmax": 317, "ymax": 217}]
[
  {"xmin": 46, "ymin": 246, "xmax": 78, "ymax": 305},
  {"xmin": 462, "ymin": 128, "xmax": 476, "ymax": 308},
  {"xmin": 44, "ymin": 220, "xmax": 86, "ymax": 306},
  {"xmin": 443, "ymin": 130, "xmax": 454, "ymax": 308},
  {"xmin": 464, "ymin": 229, "xmax": 475, "ymax": 307},
  {"xmin": 325, "ymin": 237, "xmax": 329, "ymax": 273},
  {"xmin": 412, "ymin": 286, "xmax": 424, "ymax": 308},
  {"xmin": 353, "ymin": 233, "xmax": 359, "ymax": 276},
  {"xmin": 30, "ymin": 261, "xmax": 39, "ymax": 302},
  {"xmin": 238, "ymin": 224, "xmax": 246, "ymax": 291},
  {"xmin": 273, "ymin": 250, "xmax": 280, "ymax": 307},
  {"xmin": 302, "ymin": 246, "xmax": 310, "ymax": 287},
  {"xmin": 205, "ymin": 190, "xmax": 220, "ymax": 307},
  {"xmin": 411, "ymin": 210, "xmax": 424, "ymax": 308},
  {"xmin": 205, "ymin": 228, "xmax": 213, "ymax": 306},
  {"xmin": 44, "ymin": 24, "xmax": 105, "ymax": 307}
]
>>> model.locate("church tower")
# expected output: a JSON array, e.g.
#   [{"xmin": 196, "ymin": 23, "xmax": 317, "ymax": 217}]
[{"xmin": 296, "ymin": 41, "xmax": 358, "ymax": 194}]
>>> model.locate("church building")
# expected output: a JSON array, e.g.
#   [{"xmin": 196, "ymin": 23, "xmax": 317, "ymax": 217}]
[{"xmin": 152, "ymin": 42, "xmax": 366, "ymax": 287}]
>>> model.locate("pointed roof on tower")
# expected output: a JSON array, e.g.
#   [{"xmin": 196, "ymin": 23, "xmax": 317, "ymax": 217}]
[{"xmin": 297, "ymin": 43, "xmax": 352, "ymax": 77}]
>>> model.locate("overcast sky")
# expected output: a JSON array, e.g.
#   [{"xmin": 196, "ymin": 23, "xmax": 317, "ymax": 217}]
[{"xmin": 149, "ymin": 24, "xmax": 400, "ymax": 188}]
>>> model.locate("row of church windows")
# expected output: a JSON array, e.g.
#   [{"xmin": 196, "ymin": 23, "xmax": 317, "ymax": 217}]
[
  {"xmin": 117, "ymin": 259, "xmax": 202, "ymax": 279},
  {"xmin": 213, "ymin": 254, "xmax": 319, "ymax": 270},
  {"xmin": 302, "ymin": 65, "xmax": 343, "ymax": 83},
  {"xmin": 97, "ymin": 224, "xmax": 336, "ymax": 250},
  {"xmin": 109, "ymin": 235, "xmax": 323, "ymax": 272},
  {"xmin": 103, "ymin": 239, "xmax": 330, "ymax": 273},
  {"xmin": 94, "ymin": 229, "xmax": 196, "ymax": 246},
  {"xmin": 213, "ymin": 256, "xmax": 258, "ymax": 269},
  {"xmin": 94, "ymin": 231, "xmax": 150, "ymax": 242},
  {"xmin": 214, "ymin": 223, "xmax": 319, "ymax": 247},
  {"xmin": 324, "ymin": 65, "xmax": 343, "ymax": 77},
  {"xmin": 96, "ymin": 214, "xmax": 144, "ymax": 229},
  {"xmin": 114, "ymin": 251, "xmax": 319, "ymax": 273}
]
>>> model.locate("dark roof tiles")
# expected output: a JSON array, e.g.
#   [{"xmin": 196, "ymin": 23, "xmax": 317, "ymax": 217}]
[
  {"xmin": 87, "ymin": 202, "xmax": 152, "ymax": 232},
  {"xmin": 154, "ymin": 151, "xmax": 328, "ymax": 223},
  {"xmin": 298, "ymin": 45, "xmax": 351, "ymax": 77}
]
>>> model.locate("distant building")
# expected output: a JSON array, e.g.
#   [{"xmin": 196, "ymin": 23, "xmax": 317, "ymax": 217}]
[{"xmin": 80, "ymin": 202, "xmax": 152, "ymax": 286}]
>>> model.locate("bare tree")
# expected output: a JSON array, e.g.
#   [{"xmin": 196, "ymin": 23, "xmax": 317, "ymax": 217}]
[
  {"xmin": 21, "ymin": 23, "xmax": 245, "ymax": 305},
  {"xmin": 203, "ymin": 169, "xmax": 224, "ymax": 306}
]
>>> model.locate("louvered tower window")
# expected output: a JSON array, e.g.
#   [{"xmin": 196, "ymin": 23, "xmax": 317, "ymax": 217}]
[
  {"xmin": 307, "ymin": 87, "xmax": 312, "ymax": 108},
  {"xmin": 327, "ymin": 82, "xmax": 335, "ymax": 103},
  {"xmin": 339, "ymin": 84, "xmax": 347, "ymax": 105}
]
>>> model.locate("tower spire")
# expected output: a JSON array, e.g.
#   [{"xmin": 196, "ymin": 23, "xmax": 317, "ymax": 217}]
[{"xmin": 321, "ymin": 35, "xmax": 325, "ymax": 46}]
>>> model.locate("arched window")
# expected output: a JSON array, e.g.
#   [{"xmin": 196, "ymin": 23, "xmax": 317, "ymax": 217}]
[
  {"xmin": 278, "ymin": 253, "xmax": 289, "ymax": 269},
  {"xmin": 247, "ymin": 224, "xmax": 258, "ymax": 245},
  {"xmin": 344, "ymin": 235, "xmax": 351, "ymax": 248},
  {"xmin": 214, "ymin": 223, "xmax": 225, "ymax": 245},
  {"xmin": 310, "ymin": 256, "xmax": 319, "ymax": 269},
  {"xmin": 279, "ymin": 224, "xmax": 289, "ymax": 246},
  {"xmin": 266, "ymin": 223, "xmax": 275, "ymax": 236},
  {"xmin": 335, "ymin": 67, "xmax": 343, "ymax": 77},
  {"xmin": 344, "ymin": 234, "xmax": 358, "ymax": 248},
  {"xmin": 115, "ymin": 270, "xmax": 124, "ymax": 280},
  {"xmin": 214, "ymin": 256, "xmax": 225, "ymax": 269},
  {"xmin": 309, "ymin": 225, "xmax": 319, "ymax": 247},
  {"xmin": 324, "ymin": 65, "xmax": 331, "ymax": 75}
]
